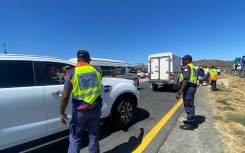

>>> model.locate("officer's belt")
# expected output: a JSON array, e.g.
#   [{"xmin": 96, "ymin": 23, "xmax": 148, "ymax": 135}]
[{"xmin": 188, "ymin": 82, "xmax": 197, "ymax": 88}]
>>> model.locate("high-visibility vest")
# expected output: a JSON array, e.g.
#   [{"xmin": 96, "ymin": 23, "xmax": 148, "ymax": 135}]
[
  {"xmin": 71, "ymin": 65, "xmax": 102, "ymax": 105},
  {"xmin": 185, "ymin": 63, "xmax": 198, "ymax": 85},
  {"xmin": 179, "ymin": 66, "xmax": 185, "ymax": 82},
  {"xmin": 179, "ymin": 73, "xmax": 184, "ymax": 82},
  {"xmin": 209, "ymin": 68, "xmax": 218, "ymax": 81}
]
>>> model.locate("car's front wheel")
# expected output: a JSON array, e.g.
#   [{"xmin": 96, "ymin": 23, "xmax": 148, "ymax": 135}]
[{"xmin": 113, "ymin": 98, "xmax": 134, "ymax": 129}]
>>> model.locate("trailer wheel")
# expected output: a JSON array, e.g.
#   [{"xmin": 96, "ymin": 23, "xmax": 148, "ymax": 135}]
[{"xmin": 151, "ymin": 83, "xmax": 158, "ymax": 91}]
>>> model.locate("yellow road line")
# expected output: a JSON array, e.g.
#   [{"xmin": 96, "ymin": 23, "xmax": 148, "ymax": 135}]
[{"xmin": 132, "ymin": 99, "xmax": 183, "ymax": 153}]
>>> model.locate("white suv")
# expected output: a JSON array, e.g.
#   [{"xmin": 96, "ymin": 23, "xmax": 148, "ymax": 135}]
[
  {"xmin": 0, "ymin": 54, "xmax": 139, "ymax": 151},
  {"xmin": 137, "ymin": 71, "xmax": 145, "ymax": 78}
]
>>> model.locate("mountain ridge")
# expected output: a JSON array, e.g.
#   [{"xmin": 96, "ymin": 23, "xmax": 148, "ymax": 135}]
[{"xmin": 193, "ymin": 59, "xmax": 234, "ymax": 67}]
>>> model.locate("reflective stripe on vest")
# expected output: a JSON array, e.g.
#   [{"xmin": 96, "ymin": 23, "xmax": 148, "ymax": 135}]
[
  {"xmin": 186, "ymin": 63, "xmax": 197, "ymax": 85},
  {"xmin": 72, "ymin": 89, "xmax": 101, "ymax": 99},
  {"xmin": 71, "ymin": 65, "xmax": 102, "ymax": 105}
]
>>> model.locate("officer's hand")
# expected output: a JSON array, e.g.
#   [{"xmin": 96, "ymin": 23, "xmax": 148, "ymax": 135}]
[
  {"xmin": 176, "ymin": 93, "xmax": 181, "ymax": 99},
  {"xmin": 60, "ymin": 114, "xmax": 68, "ymax": 125}
]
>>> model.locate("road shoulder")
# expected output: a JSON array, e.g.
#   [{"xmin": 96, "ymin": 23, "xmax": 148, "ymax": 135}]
[{"xmin": 158, "ymin": 86, "xmax": 224, "ymax": 153}]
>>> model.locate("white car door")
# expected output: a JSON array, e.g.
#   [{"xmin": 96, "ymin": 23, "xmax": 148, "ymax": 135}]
[
  {"xmin": 0, "ymin": 60, "xmax": 46, "ymax": 149},
  {"xmin": 159, "ymin": 56, "xmax": 170, "ymax": 80},
  {"xmin": 150, "ymin": 57, "xmax": 160, "ymax": 80},
  {"xmin": 41, "ymin": 61, "xmax": 74, "ymax": 134},
  {"xmin": 100, "ymin": 78, "xmax": 113, "ymax": 119}
]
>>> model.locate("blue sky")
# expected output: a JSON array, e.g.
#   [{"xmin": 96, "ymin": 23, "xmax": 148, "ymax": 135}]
[{"xmin": 0, "ymin": 0, "xmax": 245, "ymax": 65}]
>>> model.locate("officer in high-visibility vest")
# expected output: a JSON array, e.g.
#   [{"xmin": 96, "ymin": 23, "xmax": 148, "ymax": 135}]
[
  {"xmin": 209, "ymin": 65, "xmax": 218, "ymax": 91},
  {"xmin": 178, "ymin": 66, "xmax": 184, "ymax": 88},
  {"xmin": 176, "ymin": 55, "xmax": 197, "ymax": 130},
  {"xmin": 60, "ymin": 50, "xmax": 102, "ymax": 153}
]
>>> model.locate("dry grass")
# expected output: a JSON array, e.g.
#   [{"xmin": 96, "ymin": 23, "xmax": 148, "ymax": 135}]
[{"xmin": 207, "ymin": 74, "xmax": 245, "ymax": 153}]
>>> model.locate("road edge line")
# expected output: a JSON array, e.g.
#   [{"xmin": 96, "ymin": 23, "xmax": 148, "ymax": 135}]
[{"xmin": 132, "ymin": 98, "xmax": 183, "ymax": 153}]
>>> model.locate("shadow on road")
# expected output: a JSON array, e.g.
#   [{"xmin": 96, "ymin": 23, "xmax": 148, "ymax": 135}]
[
  {"xmin": 194, "ymin": 115, "xmax": 206, "ymax": 129},
  {"xmin": 80, "ymin": 107, "xmax": 150, "ymax": 150},
  {"xmin": 99, "ymin": 107, "xmax": 149, "ymax": 137},
  {"xmin": 104, "ymin": 128, "xmax": 144, "ymax": 153},
  {"xmin": 11, "ymin": 107, "xmax": 149, "ymax": 153},
  {"xmin": 156, "ymin": 86, "xmax": 178, "ymax": 93},
  {"xmin": 137, "ymin": 87, "xmax": 144, "ymax": 90}
]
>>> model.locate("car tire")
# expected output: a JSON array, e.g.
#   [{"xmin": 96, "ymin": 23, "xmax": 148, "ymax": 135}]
[{"xmin": 113, "ymin": 98, "xmax": 134, "ymax": 129}]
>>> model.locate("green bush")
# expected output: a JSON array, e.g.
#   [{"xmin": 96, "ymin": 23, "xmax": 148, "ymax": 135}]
[
  {"xmin": 224, "ymin": 106, "xmax": 235, "ymax": 111},
  {"xmin": 213, "ymin": 115, "xmax": 224, "ymax": 121},
  {"xmin": 226, "ymin": 114, "xmax": 245, "ymax": 126},
  {"xmin": 216, "ymin": 99, "xmax": 230, "ymax": 106}
]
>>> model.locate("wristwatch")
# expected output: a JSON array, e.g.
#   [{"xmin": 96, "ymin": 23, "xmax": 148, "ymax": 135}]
[{"xmin": 60, "ymin": 114, "xmax": 67, "ymax": 118}]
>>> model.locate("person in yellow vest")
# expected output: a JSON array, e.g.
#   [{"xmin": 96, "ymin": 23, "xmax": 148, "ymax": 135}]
[
  {"xmin": 209, "ymin": 65, "xmax": 218, "ymax": 91},
  {"xmin": 176, "ymin": 55, "xmax": 197, "ymax": 130},
  {"xmin": 60, "ymin": 50, "xmax": 102, "ymax": 153},
  {"xmin": 178, "ymin": 66, "xmax": 184, "ymax": 88}
]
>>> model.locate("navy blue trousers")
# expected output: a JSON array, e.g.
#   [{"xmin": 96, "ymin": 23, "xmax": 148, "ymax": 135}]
[
  {"xmin": 211, "ymin": 80, "xmax": 217, "ymax": 91},
  {"xmin": 183, "ymin": 87, "xmax": 196, "ymax": 122},
  {"xmin": 68, "ymin": 108, "xmax": 101, "ymax": 153}
]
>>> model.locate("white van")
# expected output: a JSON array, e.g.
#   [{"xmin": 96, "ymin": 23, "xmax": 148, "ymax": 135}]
[
  {"xmin": 69, "ymin": 57, "xmax": 139, "ymax": 86},
  {"xmin": 148, "ymin": 52, "xmax": 181, "ymax": 91}
]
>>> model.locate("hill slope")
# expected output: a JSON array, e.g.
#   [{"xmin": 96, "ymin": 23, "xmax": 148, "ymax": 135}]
[{"xmin": 193, "ymin": 60, "xmax": 234, "ymax": 67}]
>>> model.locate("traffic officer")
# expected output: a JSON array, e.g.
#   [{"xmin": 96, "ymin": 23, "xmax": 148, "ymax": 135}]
[
  {"xmin": 60, "ymin": 50, "xmax": 102, "ymax": 153},
  {"xmin": 209, "ymin": 65, "xmax": 218, "ymax": 91},
  {"xmin": 176, "ymin": 55, "xmax": 197, "ymax": 130}
]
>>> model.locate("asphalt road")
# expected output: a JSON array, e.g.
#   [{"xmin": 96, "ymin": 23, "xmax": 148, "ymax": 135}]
[{"xmin": 27, "ymin": 82, "xmax": 184, "ymax": 153}]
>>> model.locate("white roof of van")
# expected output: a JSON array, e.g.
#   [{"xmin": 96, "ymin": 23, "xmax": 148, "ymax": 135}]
[
  {"xmin": 148, "ymin": 52, "xmax": 173, "ymax": 57},
  {"xmin": 148, "ymin": 52, "xmax": 181, "ymax": 58},
  {"xmin": 0, "ymin": 54, "xmax": 72, "ymax": 64},
  {"xmin": 68, "ymin": 57, "xmax": 128, "ymax": 64}
]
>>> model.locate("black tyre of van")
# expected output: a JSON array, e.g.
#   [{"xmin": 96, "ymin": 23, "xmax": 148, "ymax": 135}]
[{"xmin": 151, "ymin": 83, "xmax": 158, "ymax": 91}]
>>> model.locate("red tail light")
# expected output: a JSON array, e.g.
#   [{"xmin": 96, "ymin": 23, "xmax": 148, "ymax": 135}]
[{"xmin": 171, "ymin": 73, "xmax": 174, "ymax": 80}]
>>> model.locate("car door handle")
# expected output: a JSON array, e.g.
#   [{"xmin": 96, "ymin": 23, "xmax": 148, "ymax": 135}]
[
  {"xmin": 104, "ymin": 85, "xmax": 111, "ymax": 92},
  {"xmin": 52, "ymin": 90, "xmax": 63, "ymax": 96}
]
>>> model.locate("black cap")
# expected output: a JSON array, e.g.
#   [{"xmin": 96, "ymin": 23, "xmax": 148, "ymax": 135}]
[
  {"xmin": 181, "ymin": 55, "xmax": 192, "ymax": 61},
  {"xmin": 77, "ymin": 50, "xmax": 91, "ymax": 59}
]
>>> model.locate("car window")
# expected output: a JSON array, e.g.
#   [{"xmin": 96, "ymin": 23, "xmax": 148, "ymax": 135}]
[
  {"xmin": 38, "ymin": 62, "xmax": 75, "ymax": 85},
  {"xmin": 128, "ymin": 67, "xmax": 136, "ymax": 73},
  {"xmin": 0, "ymin": 60, "xmax": 35, "ymax": 88},
  {"xmin": 98, "ymin": 66, "xmax": 126, "ymax": 77},
  {"xmin": 99, "ymin": 66, "xmax": 115, "ymax": 76},
  {"xmin": 114, "ymin": 67, "xmax": 125, "ymax": 75}
]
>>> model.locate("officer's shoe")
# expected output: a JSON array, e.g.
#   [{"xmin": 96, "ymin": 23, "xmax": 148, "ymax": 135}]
[
  {"xmin": 183, "ymin": 120, "xmax": 188, "ymax": 124},
  {"xmin": 180, "ymin": 122, "xmax": 194, "ymax": 130}
]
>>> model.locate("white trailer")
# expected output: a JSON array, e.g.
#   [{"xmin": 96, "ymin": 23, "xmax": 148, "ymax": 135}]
[{"xmin": 148, "ymin": 52, "xmax": 182, "ymax": 91}]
